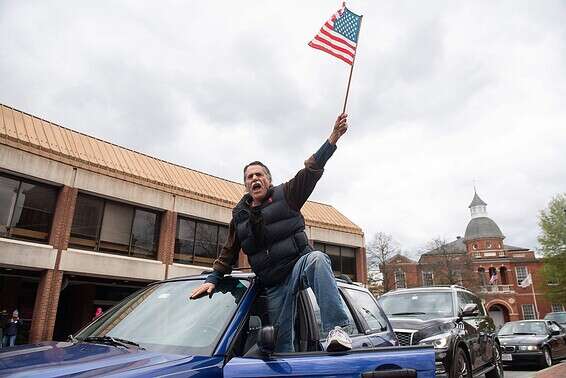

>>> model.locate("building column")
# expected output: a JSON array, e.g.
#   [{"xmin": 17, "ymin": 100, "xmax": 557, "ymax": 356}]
[
  {"xmin": 48, "ymin": 186, "xmax": 78, "ymax": 251},
  {"xmin": 157, "ymin": 211, "xmax": 177, "ymax": 278},
  {"xmin": 355, "ymin": 246, "xmax": 367, "ymax": 284},
  {"xmin": 30, "ymin": 186, "xmax": 77, "ymax": 342},
  {"xmin": 29, "ymin": 269, "xmax": 63, "ymax": 342}
]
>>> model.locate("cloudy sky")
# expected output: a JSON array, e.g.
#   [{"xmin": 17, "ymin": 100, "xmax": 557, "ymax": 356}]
[{"xmin": 1, "ymin": 1, "xmax": 565, "ymax": 254}]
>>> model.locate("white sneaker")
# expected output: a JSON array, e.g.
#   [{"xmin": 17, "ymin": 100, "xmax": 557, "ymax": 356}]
[{"xmin": 326, "ymin": 326, "xmax": 352, "ymax": 352}]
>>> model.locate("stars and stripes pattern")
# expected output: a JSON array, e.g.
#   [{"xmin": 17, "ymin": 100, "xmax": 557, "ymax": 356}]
[{"xmin": 308, "ymin": 3, "xmax": 362, "ymax": 65}]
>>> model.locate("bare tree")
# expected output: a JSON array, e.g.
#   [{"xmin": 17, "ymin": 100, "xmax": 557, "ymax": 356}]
[
  {"xmin": 419, "ymin": 237, "xmax": 480, "ymax": 291},
  {"xmin": 366, "ymin": 232, "xmax": 400, "ymax": 294}
]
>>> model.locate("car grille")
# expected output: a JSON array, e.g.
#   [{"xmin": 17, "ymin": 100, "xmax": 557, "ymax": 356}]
[
  {"xmin": 502, "ymin": 346, "xmax": 516, "ymax": 353},
  {"xmin": 395, "ymin": 331, "xmax": 414, "ymax": 346}
]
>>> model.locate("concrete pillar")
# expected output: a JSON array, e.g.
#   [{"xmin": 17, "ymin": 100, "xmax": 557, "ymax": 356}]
[
  {"xmin": 157, "ymin": 211, "xmax": 177, "ymax": 278},
  {"xmin": 29, "ymin": 269, "xmax": 63, "ymax": 343},
  {"xmin": 48, "ymin": 186, "xmax": 78, "ymax": 251}
]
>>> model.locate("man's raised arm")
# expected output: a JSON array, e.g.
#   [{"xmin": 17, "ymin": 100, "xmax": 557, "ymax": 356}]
[{"xmin": 285, "ymin": 113, "xmax": 348, "ymax": 210}]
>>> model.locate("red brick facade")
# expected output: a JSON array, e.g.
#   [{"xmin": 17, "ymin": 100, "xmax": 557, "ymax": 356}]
[
  {"xmin": 29, "ymin": 186, "xmax": 77, "ymax": 343},
  {"xmin": 383, "ymin": 193, "xmax": 563, "ymax": 326}
]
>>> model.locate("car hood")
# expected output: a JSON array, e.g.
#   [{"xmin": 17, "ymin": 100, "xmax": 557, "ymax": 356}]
[
  {"xmin": 0, "ymin": 341, "xmax": 195, "ymax": 377},
  {"xmin": 498, "ymin": 335, "xmax": 548, "ymax": 346}
]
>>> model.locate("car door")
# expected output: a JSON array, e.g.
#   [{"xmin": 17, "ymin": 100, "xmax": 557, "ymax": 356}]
[
  {"xmin": 547, "ymin": 321, "xmax": 566, "ymax": 358},
  {"xmin": 223, "ymin": 347, "xmax": 436, "ymax": 378},
  {"xmin": 456, "ymin": 291, "xmax": 492, "ymax": 370}
]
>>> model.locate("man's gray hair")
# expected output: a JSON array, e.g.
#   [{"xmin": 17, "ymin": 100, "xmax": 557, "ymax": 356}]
[{"xmin": 243, "ymin": 161, "xmax": 272, "ymax": 182}]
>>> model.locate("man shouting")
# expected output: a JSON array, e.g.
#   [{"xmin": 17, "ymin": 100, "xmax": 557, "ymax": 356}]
[{"xmin": 191, "ymin": 113, "xmax": 352, "ymax": 353}]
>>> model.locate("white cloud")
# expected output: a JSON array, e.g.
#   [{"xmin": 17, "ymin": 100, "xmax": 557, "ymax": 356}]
[{"xmin": 1, "ymin": 0, "xmax": 565, "ymax": 253}]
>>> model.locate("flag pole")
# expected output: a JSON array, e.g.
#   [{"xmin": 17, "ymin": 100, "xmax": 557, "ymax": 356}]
[
  {"xmin": 342, "ymin": 15, "xmax": 363, "ymax": 114},
  {"xmin": 531, "ymin": 274, "xmax": 540, "ymax": 319}
]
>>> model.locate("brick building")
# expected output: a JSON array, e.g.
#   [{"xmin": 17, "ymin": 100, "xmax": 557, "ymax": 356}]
[
  {"xmin": 0, "ymin": 103, "xmax": 366, "ymax": 344},
  {"xmin": 382, "ymin": 191, "xmax": 564, "ymax": 328}
]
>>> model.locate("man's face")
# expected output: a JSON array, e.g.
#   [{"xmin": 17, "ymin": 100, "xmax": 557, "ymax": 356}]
[{"xmin": 244, "ymin": 164, "xmax": 271, "ymax": 204}]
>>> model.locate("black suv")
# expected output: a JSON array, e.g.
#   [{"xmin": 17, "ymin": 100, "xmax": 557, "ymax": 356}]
[{"xmin": 377, "ymin": 285, "xmax": 504, "ymax": 378}]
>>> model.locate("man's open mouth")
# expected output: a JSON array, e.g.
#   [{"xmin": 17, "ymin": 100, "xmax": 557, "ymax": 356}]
[{"xmin": 252, "ymin": 181, "xmax": 262, "ymax": 191}]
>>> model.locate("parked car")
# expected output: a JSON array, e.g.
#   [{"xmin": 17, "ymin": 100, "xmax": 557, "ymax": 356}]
[
  {"xmin": 498, "ymin": 319, "xmax": 566, "ymax": 368},
  {"xmin": 0, "ymin": 273, "xmax": 435, "ymax": 377},
  {"xmin": 544, "ymin": 311, "xmax": 566, "ymax": 327},
  {"xmin": 377, "ymin": 285, "xmax": 503, "ymax": 378}
]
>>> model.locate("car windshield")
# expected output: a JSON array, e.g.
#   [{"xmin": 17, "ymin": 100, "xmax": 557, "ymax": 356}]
[
  {"xmin": 499, "ymin": 321, "xmax": 547, "ymax": 336},
  {"xmin": 75, "ymin": 278, "xmax": 249, "ymax": 355},
  {"xmin": 545, "ymin": 313, "xmax": 566, "ymax": 323},
  {"xmin": 378, "ymin": 292, "xmax": 454, "ymax": 319}
]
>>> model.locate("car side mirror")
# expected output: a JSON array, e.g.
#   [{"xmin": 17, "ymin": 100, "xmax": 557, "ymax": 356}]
[
  {"xmin": 257, "ymin": 326, "xmax": 277, "ymax": 355},
  {"xmin": 459, "ymin": 303, "xmax": 479, "ymax": 318}
]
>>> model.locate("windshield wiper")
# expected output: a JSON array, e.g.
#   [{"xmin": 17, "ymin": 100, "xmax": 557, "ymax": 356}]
[
  {"xmin": 391, "ymin": 312, "xmax": 427, "ymax": 316},
  {"xmin": 83, "ymin": 336, "xmax": 145, "ymax": 350}
]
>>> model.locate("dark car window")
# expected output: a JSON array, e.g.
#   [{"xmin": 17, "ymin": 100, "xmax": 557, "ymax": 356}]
[
  {"xmin": 548, "ymin": 322, "xmax": 561, "ymax": 333},
  {"xmin": 378, "ymin": 291, "xmax": 454, "ymax": 319},
  {"xmin": 306, "ymin": 288, "xmax": 359, "ymax": 339},
  {"xmin": 76, "ymin": 278, "xmax": 249, "ymax": 355},
  {"xmin": 545, "ymin": 312, "xmax": 566, "ymax": 323},
  {"xmin": 457, "ymin": 291, "xmax": 486, "ymax": 316},
  {"xmin": 345, "ymin": 288, "xmax": 388, "ymax": 332},
  {"xmin": 499, "ymin": 321, "xmax": 547, "ymax": 336}
]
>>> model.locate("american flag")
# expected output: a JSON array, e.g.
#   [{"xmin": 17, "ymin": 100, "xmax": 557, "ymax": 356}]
[{"xmin": 308, "ymin": 3, "xmax": 362, "ymax": 65}]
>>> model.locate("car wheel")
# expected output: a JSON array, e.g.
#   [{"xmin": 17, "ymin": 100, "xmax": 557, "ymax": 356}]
[
  {"xmin": 450, "ymin": 347, "xmax": 471, "ymax": 378},
  {"xmin": 540, "ymin": 347, "xmax": 552, "ymax": 369},
  {"xmin": 485, "ymin": 343, "xmax": 504, "ymax": 378}
]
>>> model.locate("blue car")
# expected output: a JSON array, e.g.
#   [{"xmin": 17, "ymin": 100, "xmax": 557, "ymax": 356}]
[{"xmin": 0, "ymin": 273, "xmax": 435, "ymax": 377}]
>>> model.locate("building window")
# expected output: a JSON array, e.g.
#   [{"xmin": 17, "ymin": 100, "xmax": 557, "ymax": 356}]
[
  {"xmin": 522, "ymin": 304, "xmax": 536, "ymax": 320},
  {"xmin": 454, "ymin": 271, "xmax": 464, "ymax": 286},
  {"xmin": 69, "ymin": 194, "xmax": 161, "ymax": 259},
  {"xmin": 422, "ymin": 271, "xmax": 434, "ymax": 287},
  {"xmin": 487, "ymin": 242, "xmax": 492, "ymax": 249},
  {"xmin": 551, "ymin": 304, "xmax": 565, "ymax": 312},
  {"xmin": 395, "ymin": 270, "xmax": 406, "ymax": 289},
  {"xmin": 174, "ymin": 216, "xmax": 228, "ymax": 267},
  {"xmin": 0, "ymin": 173, "xmax": 58, "ymax": 243},
  {"xmin": 314, "ymin": 242, "xmax": 357, "ymax": 280},
  {"xmin": 516, "ymin": 266, "xmax": 528, "ymax": 285},
  {"xmin": 478, "ymin": 268, "xmax": 486, "ymax": 286}
]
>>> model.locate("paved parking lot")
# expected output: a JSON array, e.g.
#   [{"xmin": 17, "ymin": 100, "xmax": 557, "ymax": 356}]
[
  {"xmin": 503, "ymin": 362, "xmax": 566, "ymax": 378},
  {"xmin": 504, "ymin": 366, "xmax": 541, "ymax": 378}
]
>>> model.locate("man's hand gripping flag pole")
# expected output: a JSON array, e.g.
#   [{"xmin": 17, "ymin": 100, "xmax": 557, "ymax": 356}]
[{"xmin": 308, "ymin": 2, "xmax": 363, "ymax": 113}]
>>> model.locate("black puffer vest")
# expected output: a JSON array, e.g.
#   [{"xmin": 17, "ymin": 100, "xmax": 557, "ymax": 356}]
[{"xmin": 233, "ymin": 184, "xmax": 312, "ymax": 286}]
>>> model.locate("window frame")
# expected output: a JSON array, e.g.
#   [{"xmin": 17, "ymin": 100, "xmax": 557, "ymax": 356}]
[
  {"xmin": 69, "ymin": 193, "xmax": 161, "ymax": 259},
  {"xmin": 516, "ymin": 266, "xmax": 528, "ymax": 285},
  {"xmin": 551, "ymin": 304, "xmax": 565, "ymax": 312},
  {"xmin": 0, "ymin": 172, "xmax": 58, "ymax": 243},
  {"xmin": 422, "ymin": 271, "xmax": 434, "ymax": 287},
  {"xmin": 522, "ymin": 304, "xmax": 536, "ymax": 320},
  {"xmin": 394, "ymin": 270, "xmax": 406, "ymax": 289},
  {"xmin": 313, "ymin": 241, "xmax": 357, "ymax": 281},
  {"xmin": 174, "ymin": 215, "xmax": 228, "ymax": 267}
]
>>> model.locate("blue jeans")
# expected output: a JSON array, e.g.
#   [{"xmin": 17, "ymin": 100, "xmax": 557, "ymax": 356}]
[
  {"xmin": 2, "ymin": 335, "xmax": 16, "ymax": 347},
  {"xmin": 266, "ymin": 251, "xmax": 350, "ymax": 352}
]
